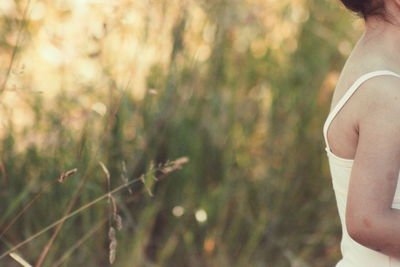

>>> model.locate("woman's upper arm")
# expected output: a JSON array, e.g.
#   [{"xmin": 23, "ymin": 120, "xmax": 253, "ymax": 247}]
[{"xmin": 345, "ymin": 78, "xmax": 400, "ymax": 242}]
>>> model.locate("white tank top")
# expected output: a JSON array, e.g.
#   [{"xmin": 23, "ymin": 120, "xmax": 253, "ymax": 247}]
[{"xmin": 323, "ymin": 70, "xmax": 400, "ymax": 267}]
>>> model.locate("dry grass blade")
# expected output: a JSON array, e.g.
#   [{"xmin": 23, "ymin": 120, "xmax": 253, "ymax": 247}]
[
  {"xmin": 35, "ymin": 168, "xmax": 78, "ymax": 267},
  {"xmin": 110, "ymin": 196, "xmax": 117, "ymax": 219},
  {"xmin": 9, "ymin": 252, "xmax": 32, "ymax": 267},
  {"xmin": 0, "ymin": 157, "xmax": 188, "ymax": 262},
  {"xmin": 102, "ymin": 162, "xmax": 122, "ymax": 264},
  {"xmin": 1, "ymin": 168, "xmax": 77, "ymax": 239},
  {"xmin": 99, "ymin": 161, "xmax": 112, "ymax": 206},
  {"xmin": 99, "ymin": 162, "xmax": 111, "ymax": 183},
  {"xmin": 0, "ymin": 175, "xmax": 144, "ymax": 260},
  {"xmin": 31, "ymin": 72, "xmax": 131, "ymax": 266}
]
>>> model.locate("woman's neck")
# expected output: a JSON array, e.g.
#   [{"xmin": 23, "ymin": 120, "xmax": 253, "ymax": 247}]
[
  {"xmin": 360, "ymin": 15, "xmax": 400, "ymax": 64},
  {"xmin": 364, "ymin": 10, "xmax": 400, "ymax": 44}
]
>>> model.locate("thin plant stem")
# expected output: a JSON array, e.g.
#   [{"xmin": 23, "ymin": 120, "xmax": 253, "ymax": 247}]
[
  {"xmin": 34, "ymin": 85, "xmax": 126, "ymax": 266},
  {"xmin": 51, "ymin": 219, "xmax": 106, "ymax": 267},
  {"xmin": 0, "ymin": 175, "xmax": 144, "ymax": 260},
  {"xmin": 0, "ymin": 180, "xmax": 57, "ymax": 239}
]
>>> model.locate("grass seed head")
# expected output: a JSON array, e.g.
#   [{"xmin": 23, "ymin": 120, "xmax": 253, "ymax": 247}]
[
  {"xmin": 108, "ymin": 227, "xmax": 117, "ymax": 264},
  {"xmin": 58, "ymin": 168, "xmax": 78, "ymax": 183}
]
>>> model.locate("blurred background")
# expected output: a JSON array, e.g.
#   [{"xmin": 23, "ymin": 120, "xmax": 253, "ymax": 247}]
[{"xmin": 0, "ymin": 0, "xmax": 363, "ymax": 266}]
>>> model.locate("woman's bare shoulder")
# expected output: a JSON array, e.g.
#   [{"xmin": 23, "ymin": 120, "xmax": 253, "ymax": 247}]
[{"xmin": 352, "ymin": 73, "xmax": 400, "ymax": 121}]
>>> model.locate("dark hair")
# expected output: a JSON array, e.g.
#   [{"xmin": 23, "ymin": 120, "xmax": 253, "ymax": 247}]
[{"xmin": 340, "ymin": 0, "xmax": 386, "ymax": 20}]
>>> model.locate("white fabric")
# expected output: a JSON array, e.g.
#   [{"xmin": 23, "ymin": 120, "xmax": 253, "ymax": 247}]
[{"xmin": 323, "ymin": 70, "xmax": 400, "ymax": 267}]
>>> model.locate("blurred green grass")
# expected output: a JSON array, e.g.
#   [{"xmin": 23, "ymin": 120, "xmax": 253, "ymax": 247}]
[{"xmin": 0, "ymin": 0, "xmax": 362, "ymax": 266}]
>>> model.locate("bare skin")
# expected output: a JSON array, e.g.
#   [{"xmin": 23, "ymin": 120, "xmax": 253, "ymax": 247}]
[{"xmin": 326, "ymin": 0, "xmax": 400, "ymax": 259}]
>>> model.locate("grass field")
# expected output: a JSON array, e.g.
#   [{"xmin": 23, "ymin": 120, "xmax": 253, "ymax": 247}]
[{"xmin": 0, "ymin": 0, "xmax": 362, "ymax": 266}]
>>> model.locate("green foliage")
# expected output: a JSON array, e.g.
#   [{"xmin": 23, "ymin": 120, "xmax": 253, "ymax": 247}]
[{"xmin": 0, "ymin": 0, "xmax": 361, "ymax": 266}]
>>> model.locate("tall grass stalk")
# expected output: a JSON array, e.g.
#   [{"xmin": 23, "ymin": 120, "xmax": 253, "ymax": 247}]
[
  {"xmin": 1, "ymin": 173, "xmax": 153, "ymax": 260},
  {"xmin": 52, "ymin": 219, "xmax": 106, "ymax": 267}
]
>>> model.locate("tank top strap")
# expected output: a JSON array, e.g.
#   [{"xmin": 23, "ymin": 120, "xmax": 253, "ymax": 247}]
[{"xmin": 323, "ymin": 70, "xmax": 400, "ymax": 152}]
